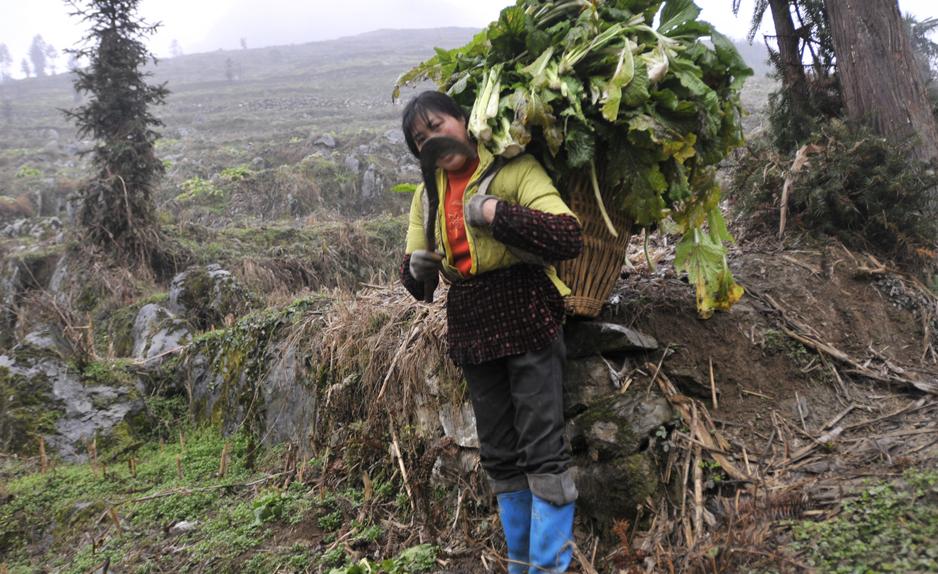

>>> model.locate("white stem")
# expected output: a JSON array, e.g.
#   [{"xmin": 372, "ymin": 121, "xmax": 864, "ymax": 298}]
[{"xmin": 590, "ymin": 160, "xmax": 618, "ymax": 238}]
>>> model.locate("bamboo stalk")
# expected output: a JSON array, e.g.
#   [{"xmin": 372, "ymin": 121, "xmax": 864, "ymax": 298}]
[
  {"xmin": 108, "ymin": 507, "xmax": 122, "ymax": 533},
  {"xmin": 388, "ymin": 420, "xmax": 415, "ymax": 512},
  {"xmin": 39, "ymin": 436, "xmax": 48, "ymax": 474},
  {"xmin": 693, "ymin": 448, "xmax": 704, "ymax": 542},
  {"xmin": 650, "ymin": 364, "xmax": 749, "ymax": 481},
  {"xmin": 297, "ymin": 458, "xmax": 306, "ymax": 483},
  {"xmin": 708, "ymin": 358, "xmax": 718, "ymax": 410},
  {"xmin": 218, "ymin": 441, "xmax": 230, "ymax": 478}
]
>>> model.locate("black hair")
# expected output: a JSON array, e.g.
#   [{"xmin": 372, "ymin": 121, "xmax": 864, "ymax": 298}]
[{"xmin": 401, "ymin": 91, "xmax": 469, "ymax": 158}]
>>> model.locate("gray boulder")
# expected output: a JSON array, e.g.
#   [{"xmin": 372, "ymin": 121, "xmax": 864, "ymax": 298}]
[
  {"xmin": 361, "ymin": 166, "xmax": 383, "ymax": 200},
  {"xmin": 168, "ymin": 264, "xmax": 254, "ymax": 329},
  {"xmin": 315, "ymin": 134, "xmax": 337, "ymax": 148},
  {"xmin": 343, "ymin": 155, "xmax": 360, "ymax": 173},
  {"xmin": 0, "ymin": 337, "xmax": 146, "ymax": 462},
  {"xmin": 131, "ymin": 304, "xmax": 191, "ymax": 365},
  {"xmin": 564, "ymin": 355, "xmax": 675, "ymax": 528},
  {"xmin": 564, "ymin": 320, "xmax": 658, "ymax": 359}
]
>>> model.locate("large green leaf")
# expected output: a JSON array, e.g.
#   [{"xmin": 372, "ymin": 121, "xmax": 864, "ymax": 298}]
[
  {"xmin": 620, "ymin": 61, "xmax": 650, "ymax": 108},
  {"xmin": 658, "ymin": 0, "xmax": 702, "ymax": 35},
  {"xmin": 601, "ymin": 41, "xmax": 636, "ymax": 121},
  {"xmin": 674, "ymin": 228, "xmax": 742, "ymax": 318},
  {"xmin": 564, "ymin": 121, "xmax": 596, "ymax": 168},
  {"xmin": 669, "ymin": 57, "xmax": 710, "ymax": 97},
  {"xmin": 711, "ymin": 30, "xmax": 753, "ymax": 91}
]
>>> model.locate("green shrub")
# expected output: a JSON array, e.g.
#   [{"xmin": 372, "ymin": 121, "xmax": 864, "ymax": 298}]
[
  {"xmin": 175, "ymin": 177, "xmax": 225, "ymax": 206},
  {"xmin": 731, "ymin": 120, "xmax": 938, "ymax": 268},
  {"xmin": 219, "ymin": 164, "xmax": 255, "ymax": 182},
  {"xmin": 15, "ymin": 165, "xmax": 41, "ymax": 178}
]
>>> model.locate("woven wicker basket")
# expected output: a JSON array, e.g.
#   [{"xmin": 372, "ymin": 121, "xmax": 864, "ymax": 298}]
[{"xmin": 557, "ymin": 175, "xmax": 632, "ymax": 318}]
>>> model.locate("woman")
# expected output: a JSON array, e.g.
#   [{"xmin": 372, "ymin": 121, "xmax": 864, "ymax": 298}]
[{"xmin": 400, "ymin": 90, "xmax": 582, "ymax": 573}]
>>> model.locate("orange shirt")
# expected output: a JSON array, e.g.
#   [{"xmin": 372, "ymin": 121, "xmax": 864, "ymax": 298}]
[{"xmin": 443, "ymin": 157, "xmax": 480, "ymax": 276}]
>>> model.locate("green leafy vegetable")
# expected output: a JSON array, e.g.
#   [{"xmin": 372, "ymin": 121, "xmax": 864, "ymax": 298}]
[{"xmin": 393, "ymin": 0, "xmax": 752, "ymax": 316}]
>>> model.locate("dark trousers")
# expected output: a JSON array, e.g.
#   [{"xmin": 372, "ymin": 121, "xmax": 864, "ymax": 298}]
[{"xmin": 462, "ymin": 332, "xmax": 577, "ymax": 505}]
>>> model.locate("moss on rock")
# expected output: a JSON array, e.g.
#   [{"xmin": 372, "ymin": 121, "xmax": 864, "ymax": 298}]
[{"xmin": 0, "ymin": 364, "xmax": 58, "ymax": 455}]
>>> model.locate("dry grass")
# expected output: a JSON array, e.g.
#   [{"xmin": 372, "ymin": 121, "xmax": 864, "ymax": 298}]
[
  {"xmin": 288, "ymin": 282, "xmax": 459, "ymax": 438},
  {"xmin": 0, "ymin": 194, "xmax": 35, "ymax": 220}
]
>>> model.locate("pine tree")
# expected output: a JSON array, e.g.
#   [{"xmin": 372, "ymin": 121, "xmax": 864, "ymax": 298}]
[
  {"xmin": 29, "ymin": 35, "xmax": 48, "ymax": 77},
  {"xmin": 0, "ymin": 44, "xmax": 12, "ymax": 82},
  {"xmin": 65, "ymin": 0, "xmax": 170, "ymax": 264},
  {"xmin": 44, "ymin": 43, "xmax": 58, "ymax": 75},
  {"xmin": 20, "ymin": 58, "xmax": 30, "ymax": 78}
]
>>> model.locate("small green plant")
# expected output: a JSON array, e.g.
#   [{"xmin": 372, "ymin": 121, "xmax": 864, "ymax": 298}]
[
  {"xmin": 320, "ymin": 546, "xmax": 347, "ymax": 567},
  {"xmin": 175, "ymin": 177, "xmax": 225, "ymax": 205},
  {"xmin": 326, "ymin": 544, "xmax": 438, "ymax": 574},
  {"xmin": 789, "ymin": 469, "xmax": 938, "ymax": 573},
  {"xmin": 699, "ymin": 459, "xmax": 727, "ymax": 485},
  {"xmin": 390, "ymin": 183, "xmax": 418, "ymax": 193},
  {"xmin": 252, "ymin": 489, "xmax": 288, "ymax": 525},
  {"xmin": 219, "ymin": 164, "xmax": 255, "ymax": 182},
  {"xmin": 652, "ymin": 424, "xmax": 675, "ymax": 453},
  {"xmin": 353, "ymin": 522, "xmax": 382, "ymax": 543},
  {"xmin": 318, "ymin": 509, "xmax": 343, "ymax": 531},
  {"xmin": 81, "ymin": 359, "xmax": 136, "ymax": 387},
  {"xmin": 15, "ymin": 165, "xmax": 41, "ymax": 178}
]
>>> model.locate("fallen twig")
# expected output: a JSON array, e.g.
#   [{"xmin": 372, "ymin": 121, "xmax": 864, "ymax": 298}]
[
  {"xmin": 117, "ymin": 471, "xmax": 289, "ymax": 506},
  {"xmin": 752, "ymin": 289, "xmax": 938, "ymax": 395},
  {"xmin": 649, "ymin": 364, "xmax": 749, "ymax": 481}
]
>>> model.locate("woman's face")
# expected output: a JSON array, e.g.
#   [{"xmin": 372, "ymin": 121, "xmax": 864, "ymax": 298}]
[{"xmin": 410, "ymin": 111, "xmax": 474, "ymax": 172}]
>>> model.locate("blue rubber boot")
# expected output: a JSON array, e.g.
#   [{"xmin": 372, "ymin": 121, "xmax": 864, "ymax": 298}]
[
  {"xmin": 529, "ymin": 495, "xmax": 574, "ymax": 573},
  {"xmin": 496, "ymin": 489, "xmax": 532, "ymax": 574}
]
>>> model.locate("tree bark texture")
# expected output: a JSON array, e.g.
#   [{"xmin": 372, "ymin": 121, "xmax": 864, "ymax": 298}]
[
  {"xmin": 825, "ymin": 0, "xmax": 938, "ymax": 163},
  {"xmin": 768, "ymin": 0, "xmax": 810, "ymax": 110}
]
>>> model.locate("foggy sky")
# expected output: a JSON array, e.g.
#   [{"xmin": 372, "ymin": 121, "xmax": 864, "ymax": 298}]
[{"xmin": 1, "ymin": 0, "xmax": 935, "ymax": 80}]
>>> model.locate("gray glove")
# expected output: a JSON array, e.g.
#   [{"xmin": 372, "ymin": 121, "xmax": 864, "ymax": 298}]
[
  {"xmin": 464, "ymin": 194, "xmax": 499, "ymax": 227},
  {"xmin": 409, "ymin": 250, "xmax": 443, "ymax": 282}
]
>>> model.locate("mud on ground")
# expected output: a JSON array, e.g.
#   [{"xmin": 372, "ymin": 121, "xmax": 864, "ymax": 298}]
[{"xmin": 594, "ymin": 231, "xmax": 938, "ymax": 572}]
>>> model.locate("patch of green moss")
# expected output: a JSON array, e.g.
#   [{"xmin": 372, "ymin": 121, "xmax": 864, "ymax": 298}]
[
  {"xmin": 94, "ymin": 303, "xmax": 140, "ymax": 357},
  {"xmin": 0, "ymin": 365, "xmax": 59, "ymax": 455},
  {"xmin": 575, "ymin": 400, "xmax": 641, "ymax": 454},
  {"xmin": 187, "ymin": 295, "xmax": 330, "ymax": 429},
  {"xmin": 82, "ymin": 359, "xmax": 136, "ymax": 388},
  {"xmin": 0, "ymin": 420, "xmax": 268, "ymax": 572},
  {"xmin": 789, "ymin": 469, "xmax": 938, "ymax": 573},
  {"xmin": 74, "ymin": 283, "xmax": 103, "ymax": 313}
]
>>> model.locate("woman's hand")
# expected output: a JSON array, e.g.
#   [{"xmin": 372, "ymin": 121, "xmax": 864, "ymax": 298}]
[
  {"xmin": 408, "ymin": 250, "xmax": 443, "ymax": 281},
  {"xmin": 465, "ymin": 194, "xmax": 499, "ymax": 227}
]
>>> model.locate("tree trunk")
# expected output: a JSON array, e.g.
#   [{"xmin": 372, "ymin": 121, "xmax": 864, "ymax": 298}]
[
  {"xmin": 768, "ymin": 0, "xmax": 810, "ymax": 110},
  {"xmin": 825, "ymin": 0, "xmax": 938, "ymax": 164}
]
